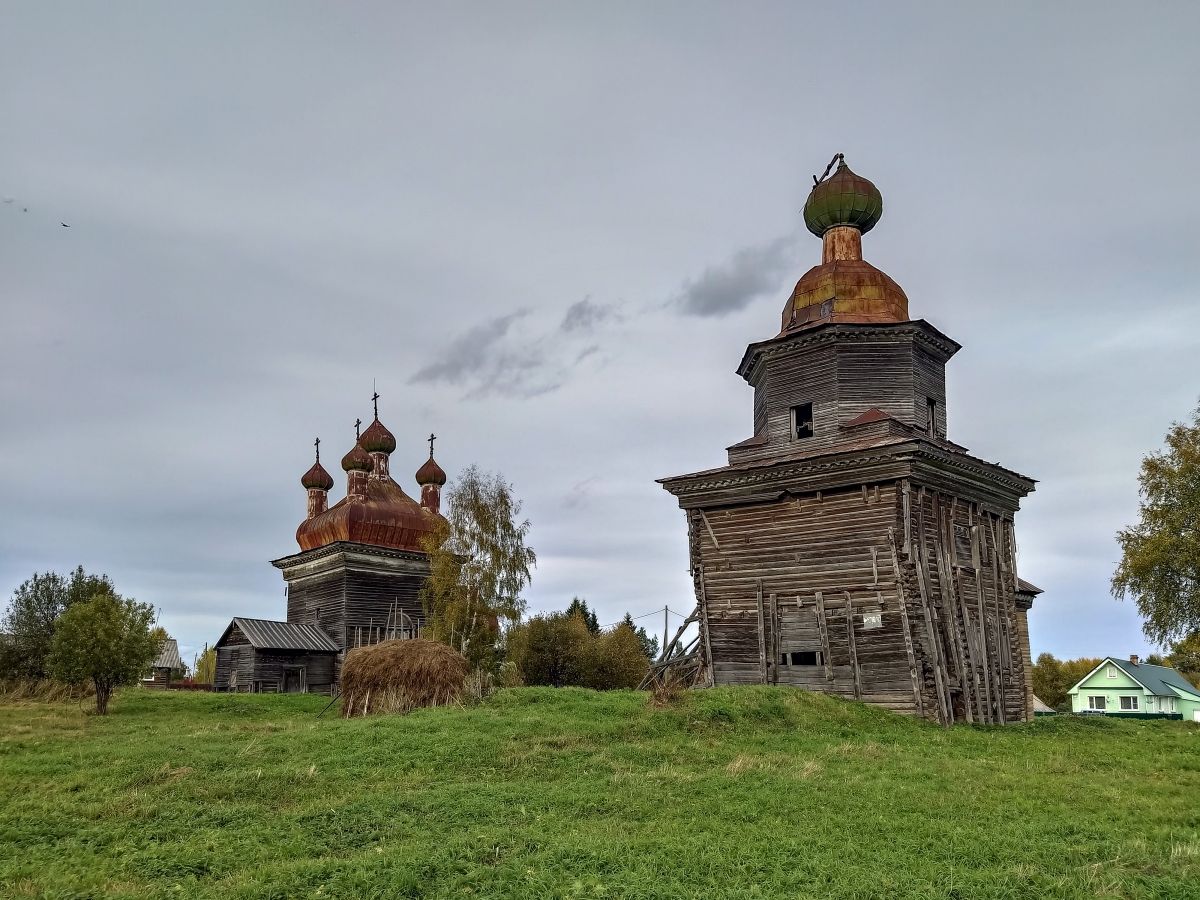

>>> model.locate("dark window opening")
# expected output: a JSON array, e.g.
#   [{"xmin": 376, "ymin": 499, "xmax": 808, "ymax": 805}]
[
  {"xmin": 927, "ymin": 397, "xmax": 938, "ymax": 437},
  {"xmin": 782, "ymin": 650, "xmax": 822, "ymax": 666},
  {"xmin": 792, "ymin": 403, "xmax": 813, "ymax": 440}
]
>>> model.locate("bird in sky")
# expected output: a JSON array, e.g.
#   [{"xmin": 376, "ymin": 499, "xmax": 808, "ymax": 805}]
[{"xmin": 60, "ymin": 222, "xmax": 70, "ymax": 228}]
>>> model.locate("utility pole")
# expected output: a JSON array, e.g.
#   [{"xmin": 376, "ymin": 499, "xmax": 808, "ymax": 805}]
[{"xmin": 663, "ymin": 606, "xmax": 669, "ymax": 660}]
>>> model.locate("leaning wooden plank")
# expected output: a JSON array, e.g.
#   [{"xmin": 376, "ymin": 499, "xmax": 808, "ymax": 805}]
[
  {"xmin": 888, "ymin": 527, "xmax": 924, "ymax": 718},
  {"xmin": 698, "ymin": 567, "xmax": 715, "ymax": 688},
  {"xmin": 755, "ymin": 580, "xmax": 767, "ymax": 685},
  {"xmin": 932, "ymin": 493, "xmax": 972, "ymax": 724},
  {"xmin": 915, "ymin": 493, "xmax": 952, "ymax": 725},
  {"xmin": 815, "ymin": 590, "xmax": 834, "ymax": 682},
  {"xmin": 698, "ymin": 509, "xmax": 721, "ymax": 552},
  {"xmin": 844, "ymin": 591, "xmax": 862, "ymax": 701}
]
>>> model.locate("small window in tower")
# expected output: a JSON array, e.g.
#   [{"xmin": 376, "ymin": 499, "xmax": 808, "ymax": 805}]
[
  {"xmin": 792, "ymin": 403, "xmax": 814, "ymax": 440},
  {"xmin": 927, "ymin": 397, "xmax": 938, "ymax": 437},
  {"xmin": 789, "ymin": 650, "xmax": 822, "ymax": 666}
]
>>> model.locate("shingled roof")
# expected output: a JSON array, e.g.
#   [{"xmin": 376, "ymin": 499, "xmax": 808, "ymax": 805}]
[
  {"xmin": 153, "ymin": 638, "xmax": 181, "ymax": 670},
  {"xmin": 1109, "ymin": 657, "xmax": 1200, "ymax": 699},
  {"xmin": 217, "ymin": 618, "xmax": 339, "ymax": 653}
]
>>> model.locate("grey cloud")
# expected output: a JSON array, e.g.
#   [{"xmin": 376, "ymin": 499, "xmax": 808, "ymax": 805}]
[
  {"xmin": 411, "ymin": 300, "xmax": 621, "ymax": 399},
  {"xmin": 408, "ymin": 310, "xmax": 531, "ymax": 387},
  {"xmin": 676, "ymin": 236, "xmax": 796, "ymax": 317},
  {"xmin": 560, "ymin": 297, "xmax": 619, "ymax": 334}
]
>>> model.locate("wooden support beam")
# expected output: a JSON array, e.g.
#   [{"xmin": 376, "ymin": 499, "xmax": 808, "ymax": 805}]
[
  {"xmin": 845, "ymin": 591, "xmax": 862, "ymax": 701},
  {"xmin": 933, "ymin": 494, "xmax": 972, "ymax": 724},
  {"xmin": 698, "ymin": 567, "xmax": 714, "ymax": 688},
  {"xmin": 915, "ymin": 494, "xmax": 952, "ymax": 725},
  {"xmin": 768, "ymin": 592, "xmax": 779, "ymax": 685},
  {"xmin": 956, "ymin": 566, "xmax": 986, "ymax": 725},
  {"xmin": 815, "ymin": 590, "xmax": 833, "ymax": 682},
  {"xmin": 755, "ymin": 580, "xmax": 767, "ymax": 685},
  {"xmin": 699, "ymin": 509, "xmax": 721, "ymax": 552}
]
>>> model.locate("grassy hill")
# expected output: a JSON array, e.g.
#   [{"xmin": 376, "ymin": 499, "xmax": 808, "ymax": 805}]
[{"xmin": 1, "ymin": 688, "xmax": 1198, "ymax": 899}]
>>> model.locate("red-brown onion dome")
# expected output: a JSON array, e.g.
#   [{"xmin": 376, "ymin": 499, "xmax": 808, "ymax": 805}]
[
  {"xmin": 415, "ymin": 455, "xmax": 447, "ymax": 486},
  {"xmin": 360, "ymin": 418, "xmax": 397, "ymax": 454},
  {"xmin": 341, "ymin": 442, "xmax": 372, "ymax": 472},
  {"xmin": 301, "ymin": 460, "xmax": 335, "ymax": 491}
]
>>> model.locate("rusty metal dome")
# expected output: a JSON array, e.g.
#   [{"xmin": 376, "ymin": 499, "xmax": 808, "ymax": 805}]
[
  {"xmin": 341, "ymin": 442, "xmax": 372, "ymax": 472},
  {"xmin": 301, "ymin": 460, "xmax": 335, "ymax": 491},
  {"xmin": 360, "ymin": 418, "xmax": 397, "ymax": 454},
  {"xmin": 415, "ymin": 455, "xmax": 447, "ymax": 486},
  {"xmin": 803, "ymin": 157, "xmax": 883, "ymax": 237}
]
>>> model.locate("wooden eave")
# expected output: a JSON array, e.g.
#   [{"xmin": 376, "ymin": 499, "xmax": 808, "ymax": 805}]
[
  {"xmin": 270, "ymin": 540, "xmax": 428, "ymax": 571},
  {"xmin": 658, "ymin": 436, "xmax": 1034, "ymax": 512},
  {"xmin": 735, "ymin": 319, "xmax": 962, "ymax": 384}
]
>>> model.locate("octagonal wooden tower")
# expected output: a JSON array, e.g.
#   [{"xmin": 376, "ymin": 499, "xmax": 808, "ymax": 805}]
[{"xmin": 659, "ymin": 156, "xmax": 1041, "ymax": 724}]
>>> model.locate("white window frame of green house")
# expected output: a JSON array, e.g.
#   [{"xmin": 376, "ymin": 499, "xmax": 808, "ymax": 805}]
[
  {"xmin": 1087, "ymin": 695, "xmax": 1107, "ymax": 711},
  {"xmin": 1119, "ymin": 695, "xmax": 1139, "ymax": 710},
  {"xmin": 1106, "ymin": 665, "xmax": 1118, "ymax": 678}
]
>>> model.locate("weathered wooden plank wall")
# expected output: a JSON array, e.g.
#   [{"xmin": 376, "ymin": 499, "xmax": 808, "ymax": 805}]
[{"xmin": 692, "ymin": 479, "xmax": 1032, "ymax": 724}]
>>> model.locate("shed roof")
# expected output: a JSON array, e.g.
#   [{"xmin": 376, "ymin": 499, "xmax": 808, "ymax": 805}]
[
  {"xmin": 153, "ymin": 638, "xmax": 181, "ymax": 670},
  {"xmin": 218, "ymin": 618, "xmax": 339, "ymax": 653}
]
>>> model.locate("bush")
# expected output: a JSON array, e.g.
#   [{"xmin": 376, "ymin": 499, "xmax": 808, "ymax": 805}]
[
  {"xmin": 47, "ymin": 592, "xmax": 159, "ymax": 715},
  {"xmin": 584, "ymin": 623, "xmax": 650, "ymax": 690},
  {"xmin": 509, "ymin": 612, "xmax": 650, "ymax": 690}
]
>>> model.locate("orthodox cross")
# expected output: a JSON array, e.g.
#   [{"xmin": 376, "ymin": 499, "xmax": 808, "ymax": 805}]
[
  {"xmin": 371, "ymin": 390, "xmax": 380, "ymax": 419},
  {"xmin": 314, "ymin": 436, "xmax": 321, "ymax": 462},
  {"xmin": 427, "ymin": 432, "xmax": 437, "ymax": 457},
  {"xmin": 354, "ymin": 418, "xmax": 362, "ymax": 439}
]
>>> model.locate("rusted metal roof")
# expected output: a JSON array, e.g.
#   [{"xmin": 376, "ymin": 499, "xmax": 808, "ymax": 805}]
[
  {"xmin": 843, "ymin": 407, "xmax": 896, "ymax": 427},
  {"xmin": 220, "ymin": 617, "xmax": 339, "ymax": 652},
  {"xmin": 153, "ymin": 638, "xmax": 181, "ymax": 670},
  {"xmin": 296, "ymin": 474, "xmax": 441, "ymax": 554}
]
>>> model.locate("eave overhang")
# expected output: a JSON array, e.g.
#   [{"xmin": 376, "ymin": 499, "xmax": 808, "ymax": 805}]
[
  {"xmin": 658, "ymin": 437, "xmax": 1035, "ymax": 512},
  {"xmin": 735, "ymin": 319, "xmax": 962, "ymax": 384}
]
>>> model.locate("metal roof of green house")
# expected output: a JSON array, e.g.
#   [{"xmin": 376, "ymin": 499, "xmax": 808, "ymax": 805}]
[{"xmin": 1110, "ymin": 657, "xmax": 1200, "ymax": 698}]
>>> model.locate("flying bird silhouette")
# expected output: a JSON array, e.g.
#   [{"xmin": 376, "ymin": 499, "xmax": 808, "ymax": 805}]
[{"xmin": 60, "ymin": 222, "xmax": 70, "ymax": 228}]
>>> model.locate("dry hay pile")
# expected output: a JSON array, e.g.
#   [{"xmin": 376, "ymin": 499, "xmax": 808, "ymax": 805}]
[
  {"xmin": 340, "ymin": 639, "xmax": 469, "ymax": 718},
  {"xmin": 0, "ymin": 678, "xmax": 95, "ymax": 701}
]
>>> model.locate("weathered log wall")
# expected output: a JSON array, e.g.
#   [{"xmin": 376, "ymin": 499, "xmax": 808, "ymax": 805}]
[{"xmin": 692, "ymin": 479, "xmax": 1032, "ymax": 724}]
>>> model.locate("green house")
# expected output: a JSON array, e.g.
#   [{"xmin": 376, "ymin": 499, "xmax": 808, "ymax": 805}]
[{"xmin": 1068, "ymin": 656, "xmax": 1200, "ymax": 721}]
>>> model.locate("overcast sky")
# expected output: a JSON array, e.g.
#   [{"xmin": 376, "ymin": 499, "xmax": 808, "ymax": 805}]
[{"xmin": 2, "ymin": 3, "xmax": 1198, "ymax": 665}]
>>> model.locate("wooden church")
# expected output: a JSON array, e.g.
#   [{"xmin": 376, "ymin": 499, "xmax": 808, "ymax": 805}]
[
  {"xmin": 659, "ymin": 155, "xmax": 1041, "ymax": 725},
  {"xmin": 214, "ymin": 399, "xmax": 447, "ymax": 694}
]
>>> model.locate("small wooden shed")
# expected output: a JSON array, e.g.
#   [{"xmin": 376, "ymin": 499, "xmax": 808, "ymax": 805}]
[
  {"xmin": 214, "ymin": 617, "xmax": 340, "ymax": 694},
  {"xmin": 143, "ymin": 638, "xmax": 182, "ymax": 690}
]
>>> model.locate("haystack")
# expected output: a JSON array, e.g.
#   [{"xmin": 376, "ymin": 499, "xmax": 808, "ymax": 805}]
[{"xmin": 339, "ymin": 639, "xmax": 469, "ymax": 718}]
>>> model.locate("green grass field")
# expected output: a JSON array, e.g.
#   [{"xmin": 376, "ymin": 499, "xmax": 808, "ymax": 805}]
[{"xmin": 1, "ymin": 688, "xmax": 1198, "ymax": 900}]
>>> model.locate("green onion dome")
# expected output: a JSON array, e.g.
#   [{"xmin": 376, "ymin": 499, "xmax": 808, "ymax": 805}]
[{"xmin": 803, "ymin": 158, "xmax": 883, "ymax": 237}]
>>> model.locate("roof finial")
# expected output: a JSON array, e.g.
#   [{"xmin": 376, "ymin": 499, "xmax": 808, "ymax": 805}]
[
  {"xmin": 427, "ymin": 432, "xmax": 437, "ymax": 458},
  {"xmin": 354, "ymin": 417, "xmax": 362, "ymax": 439},
  {"xmin": 812, "ymin": 151, "xmax": 845, "ymax": 187},
  {"xmin": 371, "ymin": 382, "xmax": 380, "ymax": 420},
  {"xmin": 314, "ymin": 436, "xmax": 321, "ymax": 463}
]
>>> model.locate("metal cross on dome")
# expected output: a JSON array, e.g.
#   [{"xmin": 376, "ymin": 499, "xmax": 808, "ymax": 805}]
[
  {"xmin": 354, "ymin": 418, "xmax": 362, "ymax": 439},
  {"xmin": 371, "ymin": 390, "xmax": 380, "ymax": 419},
  {"xmin": 427, "ymin": 433, "xmax": 436, "ymax": 457},
  {"xmin": 314, "ymin": 436, "xmax": 321, "ymax": 462}
]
